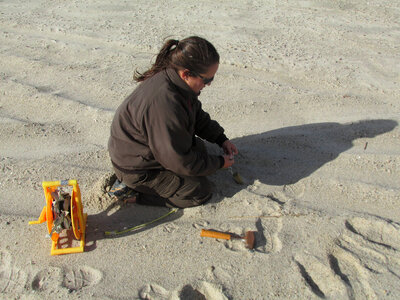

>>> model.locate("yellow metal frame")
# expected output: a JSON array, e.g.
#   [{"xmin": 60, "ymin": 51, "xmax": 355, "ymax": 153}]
[{"xmin": 29, "ymin": 180, "xmax": 87, "ymax": 255}]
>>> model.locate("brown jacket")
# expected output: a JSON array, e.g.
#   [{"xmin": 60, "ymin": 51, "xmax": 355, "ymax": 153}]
[{"xmin": 108, "ymin": 68, "xmax": 227, "ymax": 177}]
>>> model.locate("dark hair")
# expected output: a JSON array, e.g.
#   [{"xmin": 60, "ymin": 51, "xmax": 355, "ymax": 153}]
[{"xmin": 134, "ymin": 36, "xmax": 220, "ymax": 82}]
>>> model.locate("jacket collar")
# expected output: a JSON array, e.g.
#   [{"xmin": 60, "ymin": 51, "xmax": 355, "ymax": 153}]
[{"xmin": 165, "ymin": 68, "xmax": 199, "ymax": 98}]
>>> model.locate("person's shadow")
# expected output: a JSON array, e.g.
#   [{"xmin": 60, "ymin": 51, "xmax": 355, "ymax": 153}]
[
  {"xmin": 209, "ymin": 118, "xmax": 397, "ymax": 198},
  {"xmin": 84, "ymin": 119, "xmax": 397, "ymax": 251}
]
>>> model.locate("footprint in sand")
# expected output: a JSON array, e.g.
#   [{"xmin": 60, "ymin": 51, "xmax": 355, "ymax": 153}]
[
  {"xmin": 283, "ymin": 182, "xmax": 305, "ymax": 200},
  {"xmin": 208, "ymin": 266, "xmax": 232, "ymax": 286},
  {"xmin": 62, "ymin": 266, "xmax": 102, "ymax": 291},
  {"xmin": 139, "ymin": 281, "xmax": 228, "ymax": 300},
  {"xmin": 331, "ymin": 217, "xmax": 400, "ymax": 298},
  {"xmin": 294, "ymin": 254, "xmax": 348, "ymax": 299},
  {"xmin": 258, "ymin": 217, "xmax": 283, "ymax": 254},
  {"xmin": 32, "ymin": 265, "xmax": 102, "ymax": 292},
  {"xmin": 294, "ymin": 216, "xmax": 400, "ymax": 299},
  {"xmin": 344, "ymin": 217, "xmax": 400, "ymax": 251},
  {"xmin": 192, "ymin": 281, "xmax": 228, "ymax": 300},
  {"xmin": 247, "ymin": 180, "xmax": 305, "ymax": 207},
  {"xmin": 139, "ymin": 283, "xmax": 174, "ymax": 299},
  {"xmin": 0, "ymin": 250, "xmax": 27, "ymax": 295},
  {"xmin": 31, "ymin": 266, "xmax": 64, "ymax": 293}
]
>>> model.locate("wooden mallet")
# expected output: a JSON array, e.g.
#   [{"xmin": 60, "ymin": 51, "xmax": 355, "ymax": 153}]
[{"xmin": 200, "ymin": 229, "xmax": 256, "ymax": 249}]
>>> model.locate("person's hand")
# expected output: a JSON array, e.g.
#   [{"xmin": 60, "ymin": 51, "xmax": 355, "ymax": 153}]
[
  {"xmin": 222, "ymin": 154, "xmax": 234, "ymax": 169},
  {"xmin": 222, "ymin": 140, "xmax": 238, "ymax": 156}
]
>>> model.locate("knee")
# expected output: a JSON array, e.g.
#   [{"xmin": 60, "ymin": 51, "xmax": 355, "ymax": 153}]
[
  {"xmin": 193, "ymin": 178, "xmax": 213, "ymax": 204},
  {"xmin": 169, "ymin": 191, "xmax": 212, "ymax": 208},
  {"xmin": 169, "ymin": 192, "xmax": 211, "ymax": 208},
  {"xmin": 168, "ymin": 178, "xmax": 213, "ymax": 208}
]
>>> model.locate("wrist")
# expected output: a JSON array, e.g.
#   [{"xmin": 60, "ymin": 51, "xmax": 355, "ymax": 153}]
[
  {"xmin": 219, "ymin": 156, "xmax": 225, "ymax": 168},
  {"xmin": 215, "ymin": 134, "xmax": 228, "ymax": 147}
]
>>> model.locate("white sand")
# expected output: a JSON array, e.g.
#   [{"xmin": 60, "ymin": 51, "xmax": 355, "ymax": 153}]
[{"xmin": 1, "ymin": 0, "xmax": 399, "ymax": 299}]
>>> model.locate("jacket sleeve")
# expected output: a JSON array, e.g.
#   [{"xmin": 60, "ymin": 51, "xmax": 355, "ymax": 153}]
[
  {"xmin": 194, "ymin": 100, "xmax": 227, "ymax": 144},
  {"xmin": 143, "ymin": 96, "xmax": 222, "ymax": 177}
]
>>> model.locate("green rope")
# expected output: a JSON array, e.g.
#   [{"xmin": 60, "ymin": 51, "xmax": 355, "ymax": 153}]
[{"xmin": 104, "ymin": 208, "xmax": 179, "ymax": 237}]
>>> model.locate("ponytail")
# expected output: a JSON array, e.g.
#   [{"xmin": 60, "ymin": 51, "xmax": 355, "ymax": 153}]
[
  {"xmin": 134, "ymin": 39, "xmax": 179, "ymax": 82},
  {"xmin": 134, "ymin": 36, "xmax": 219, "ymax": 82}
]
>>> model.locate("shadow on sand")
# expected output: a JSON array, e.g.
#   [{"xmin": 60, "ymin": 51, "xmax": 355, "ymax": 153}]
[
  {"xmin": 85, "ymin": 119, "xmax": 397, "ymax": 250},
  {"xmin": 217, "ymin": 118, "xmax": 398, "ymax": 196},
  {"xmin": 85, "ymin": 203, "xmax": 183, "ymax": 251}
]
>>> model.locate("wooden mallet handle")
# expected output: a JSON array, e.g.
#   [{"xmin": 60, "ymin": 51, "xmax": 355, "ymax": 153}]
[{"xmin": 200, "ymin": 229, "xmax": 231, "ymax": 240}]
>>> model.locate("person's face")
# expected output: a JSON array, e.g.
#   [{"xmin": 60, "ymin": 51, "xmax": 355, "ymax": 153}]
[{"xmin": 180, "ymin": 63, "xmax": 219, "ymax": 94}]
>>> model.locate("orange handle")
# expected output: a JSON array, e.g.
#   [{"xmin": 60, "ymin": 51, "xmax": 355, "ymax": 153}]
[{"xmin": 201, "ymin": 229, "xmax": 231, "ymax": 240}]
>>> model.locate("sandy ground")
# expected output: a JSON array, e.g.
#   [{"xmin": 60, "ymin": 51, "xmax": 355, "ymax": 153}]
[{"xmin": 1, "ymin": 0, "xmax": 400, "ymax": 299}]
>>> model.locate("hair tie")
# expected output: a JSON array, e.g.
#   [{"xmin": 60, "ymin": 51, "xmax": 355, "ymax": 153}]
[{"xmin": 170, "ymin": 39, "xmax": 179, "ymax": 51}]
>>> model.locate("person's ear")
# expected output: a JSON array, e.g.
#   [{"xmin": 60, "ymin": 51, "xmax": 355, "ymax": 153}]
[{"xmin": 179, "ymin": 69, "xmax": 191, "ymax": 81}]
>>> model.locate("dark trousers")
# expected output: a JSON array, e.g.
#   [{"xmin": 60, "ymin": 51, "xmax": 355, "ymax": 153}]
[{"xmin": 113, "ymin": 138, "xmax": 213, "ymax": 208}]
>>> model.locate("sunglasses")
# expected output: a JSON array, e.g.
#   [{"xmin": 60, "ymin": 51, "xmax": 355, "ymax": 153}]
[{"xmin": 191, "ymin": 71, "xmax": 214, "ymax": 85}]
